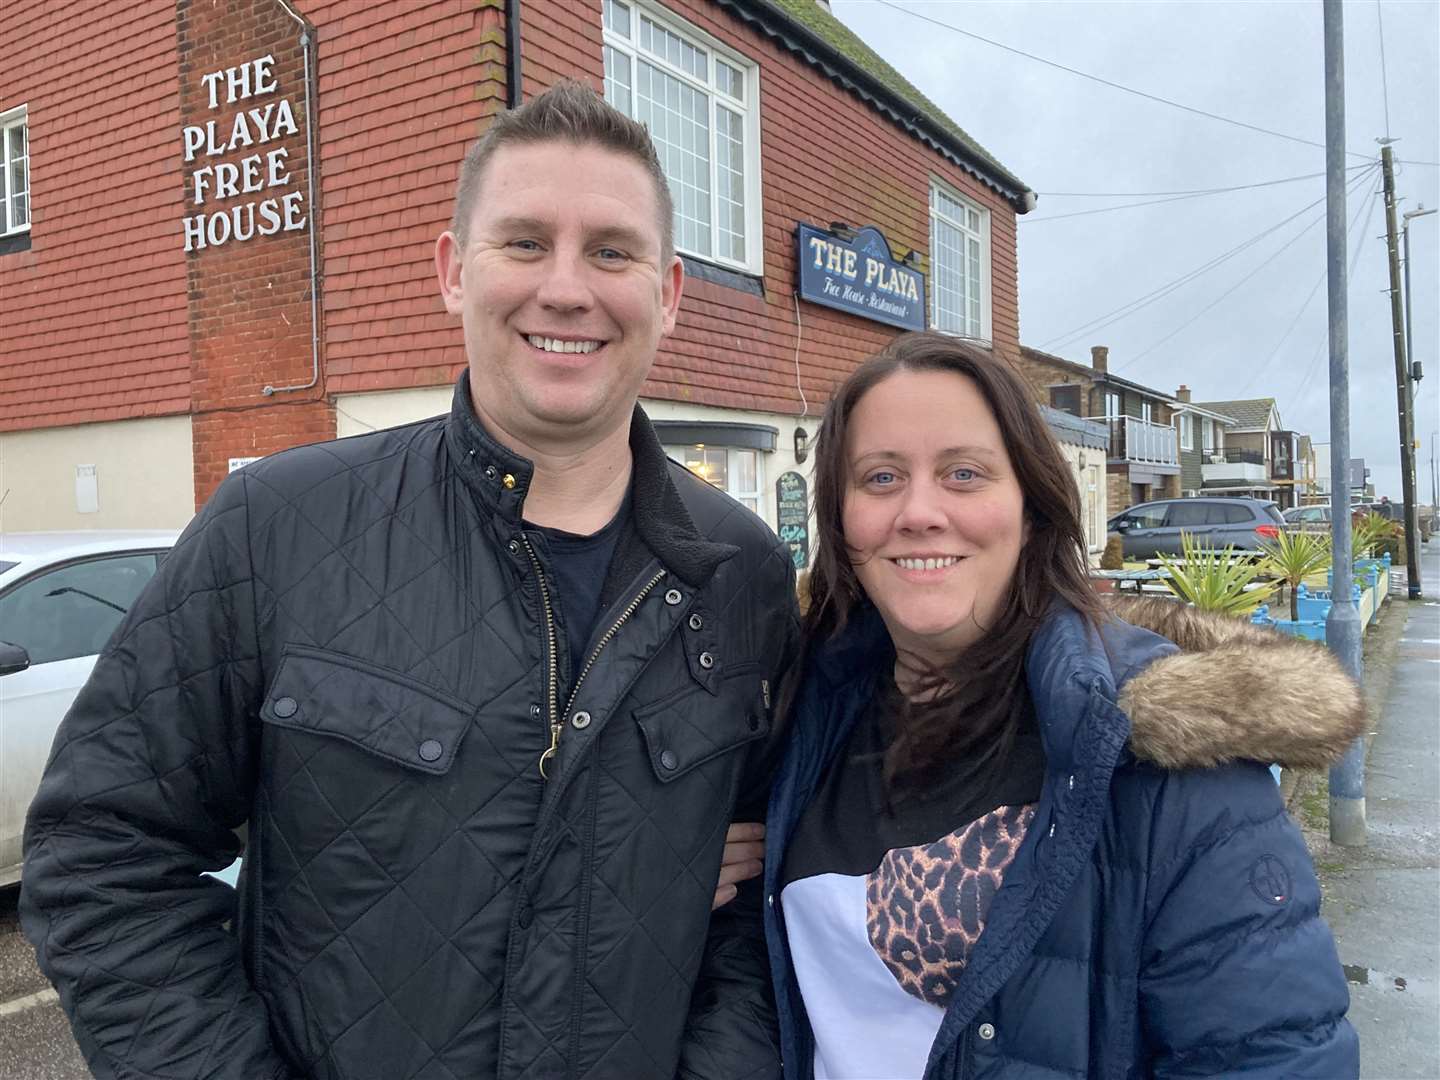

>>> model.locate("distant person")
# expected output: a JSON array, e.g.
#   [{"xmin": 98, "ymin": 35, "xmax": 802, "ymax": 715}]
[
  {"xmin": 760, "ymin": 332, "xmax": 1363, "ymax": 1078},
  {"xmin": 23, "ymin": 81, "xmax": 796, "ymax": 1079}
]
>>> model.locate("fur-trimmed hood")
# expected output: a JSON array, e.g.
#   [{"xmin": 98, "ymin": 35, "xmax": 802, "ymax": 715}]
[{"xmin": 1106, "ymin": 596, "xmax": 1367, "ymax": 770}]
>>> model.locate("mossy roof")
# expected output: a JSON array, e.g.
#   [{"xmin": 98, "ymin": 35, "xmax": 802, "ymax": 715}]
[{"xmin": 741, "ymin": 0, "xmax": 1031, "ymax": 202}]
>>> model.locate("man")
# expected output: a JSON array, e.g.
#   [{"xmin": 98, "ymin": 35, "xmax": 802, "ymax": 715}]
[{"xmin": 22, "ymin": 81, "xmax": 796, "ymax": 1080}]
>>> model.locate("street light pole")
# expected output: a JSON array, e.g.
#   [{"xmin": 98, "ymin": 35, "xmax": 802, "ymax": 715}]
[{"xmin": 1323, "ymin": 0, "xmax": 1365, "ymax": 846}]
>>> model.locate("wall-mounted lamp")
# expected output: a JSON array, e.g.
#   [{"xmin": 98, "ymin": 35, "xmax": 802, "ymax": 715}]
[
  {"xmin": 901, "ymin": 249, "xmax": 920, "ymax": 267},
  {"xmin": 828, "ymin": 221, "xmax": 857, "ymax": 242},
  {"xmin": 794, "ymin": 426, "xmax": 810, "ymax": 464},
  {"xmin": 1077, "ymin": 450, "xmax": 1087, "ymax": 469}
]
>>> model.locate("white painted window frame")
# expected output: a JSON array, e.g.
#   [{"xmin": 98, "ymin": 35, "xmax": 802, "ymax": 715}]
[
  {"xmin": 668, "ymin": 444, "xmax": 764, "ymax": 516},
  {"xmin": 1, "ymin": 104, "xmax": 29, "ymax": 238},
  {"xmin": 1178, "ymin": 412, "xmax": 1194, "ymax": 451},
  {"xmin": 602, "ymin": 0, "xmax": 763, "ymax": 276},
  {"xmin": 928, "ymin": 178, "xmax": 992, "ymax": 341}
]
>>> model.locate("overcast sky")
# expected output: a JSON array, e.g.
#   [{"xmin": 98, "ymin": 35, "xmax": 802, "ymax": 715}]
[{"xmin": 833, "ymin": 0, "xmax": 1439, "ymax": 502}]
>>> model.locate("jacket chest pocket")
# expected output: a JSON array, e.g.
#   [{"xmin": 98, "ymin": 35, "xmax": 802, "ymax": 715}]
[
  {"xmin": 259, "ymin": 645, "xmax": 475, "ymax": 775},
  {"xmin": 632, "ymin": 662, "xmax": 769, "ymax": 784}
]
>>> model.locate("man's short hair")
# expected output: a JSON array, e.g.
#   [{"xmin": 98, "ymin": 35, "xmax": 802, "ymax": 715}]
[{"xmin": 450, "ymin": 79, "xmax": 675, "ymax": 260}]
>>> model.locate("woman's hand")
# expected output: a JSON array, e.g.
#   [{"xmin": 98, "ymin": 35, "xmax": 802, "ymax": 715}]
[{"xmin": 713, "ymin": 822, "xmax": 766, "ymax": 909}]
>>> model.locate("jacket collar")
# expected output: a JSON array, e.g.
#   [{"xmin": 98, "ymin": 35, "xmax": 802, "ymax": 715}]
[{"xmin": 443, "ymin": 370, "xmax": 734, "ymax": 587}]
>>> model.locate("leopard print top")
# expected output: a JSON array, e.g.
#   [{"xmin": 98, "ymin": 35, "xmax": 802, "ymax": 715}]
[{"xmin": 865, "ymin": 802, "xmax": 1036, "ymax": 1006}]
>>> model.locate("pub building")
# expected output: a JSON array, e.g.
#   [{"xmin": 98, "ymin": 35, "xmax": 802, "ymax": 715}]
[{"xmin": 2, "ymin": 0, "xmax": 1107, "ymax": 561}]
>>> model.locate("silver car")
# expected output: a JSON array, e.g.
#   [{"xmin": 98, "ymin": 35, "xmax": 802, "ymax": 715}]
[
  {"xmin": 0, "ymin": 530, "xmax": 179, "ymax": 886},
  {"xmin": 1107, "ymin": 497, "xmax": 1285, "ymax": 559}
]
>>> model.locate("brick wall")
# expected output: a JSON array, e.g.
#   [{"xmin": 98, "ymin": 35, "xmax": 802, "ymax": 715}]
[
  {"xmin": 178, "ymin": 0, "xmax": 331, "ymax": 505},
  {"xmin": 0, "ymin": 1, "xmax": 191, "ymax": 430}
]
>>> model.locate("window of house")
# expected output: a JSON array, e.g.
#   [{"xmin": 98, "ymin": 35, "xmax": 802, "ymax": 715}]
[
  {"xmin": 672, "ymin": 445, "xmax": 761, "ymax": 514},
  {"xmin": 1103, "ymin": 389, "xmax": 1122, "ymax": 420},
  {"xmin": 1202, "ymin": 418, "xmax": 1215, "ymax": 453},
  {"xmin": 1178, "ymin": 413, "xmax": 1194, "ymax": 451},
  {"xmin": 602, "ymin": 0, "xmax": 761, "ymax": 274},
  {"xmin": 1, "ymin": 106, "xmax": 28, "ymax": 237},
  {"xmin": 1141, "ymin": 401, "xmax": 1153, "ymax": 424},
  {"xmin": 929, "ymin": 181, "xmax": 990, "ymax": 339}
]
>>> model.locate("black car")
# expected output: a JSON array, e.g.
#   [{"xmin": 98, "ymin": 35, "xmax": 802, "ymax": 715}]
[{"xmin": 1107, "ymin": 497, "xmax": 1285, "ymax": 559}]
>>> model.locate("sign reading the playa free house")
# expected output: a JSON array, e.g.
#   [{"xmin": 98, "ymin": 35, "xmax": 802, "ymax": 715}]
[{"xmin": 796, "ymin": 223, "xmax": 925, "ymax": 332}]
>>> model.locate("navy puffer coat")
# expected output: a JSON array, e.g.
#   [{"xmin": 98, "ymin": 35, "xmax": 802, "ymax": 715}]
[{"xmin": 763, "ymin": 601, "xmax": 1361, "ymax": 1079}]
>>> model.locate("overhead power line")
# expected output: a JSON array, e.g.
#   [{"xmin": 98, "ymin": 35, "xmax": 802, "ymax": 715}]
[
  {"xmin": 1289, "ymin": 169, "xmax": 1388, "ymax": 405},
  {"xmin": 1036, "ymin": 166, "xmax": 1373, "ymax": 199},
  {"xmin": 1376, "ymin": 0, "xmax": 1392, "ymax": 143},
  {"xmin": 1036, "ymin": 165, "xmax": 1380, "ymax": 353},
  {"xmin": 1233, "ymin": 169, "xmax": 1384, "ymax": 399},
  {"xmin": 1113, "ymin": 166, "xmax": 1379, "ymax": 371},
  {"xmin": 1023, "ymin": 165, "xmax": 1376, "ymax": 224},
  {"xmin": 866, "ymin": 0, "xmax": 1375, "ymax": 160}
]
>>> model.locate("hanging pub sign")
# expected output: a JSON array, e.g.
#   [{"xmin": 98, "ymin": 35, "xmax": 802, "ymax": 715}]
[
  {"xmin": 775, "ymin": 470, "xmax": 809, "ymax": 570},
  {"xmin": 796, "ymin": 223, "xmax": 925, "ymax": 332}
]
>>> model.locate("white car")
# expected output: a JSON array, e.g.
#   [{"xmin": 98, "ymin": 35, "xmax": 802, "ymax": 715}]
[{"xmin": 0, "ymin": 530, "xmax": 182, "ymax": 887}]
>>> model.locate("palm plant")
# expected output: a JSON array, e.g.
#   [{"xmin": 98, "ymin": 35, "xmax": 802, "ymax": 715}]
[
  {"xmin": 1260, "ymin": 528, "xmax": 1332, "ymax": 621},
  {"xmin": 1352, "ymin": 511, "xmax": 1401, "ymax": 559},
  {"xmin": 1158, "ymin": 532, "xmax": 1275, "ymax": 616}
]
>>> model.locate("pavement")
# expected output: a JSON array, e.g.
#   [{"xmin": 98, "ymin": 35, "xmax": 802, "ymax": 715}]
[{"xmin": 1309, "ymin": 540, "xmax": 1440, "ymax": 1079}]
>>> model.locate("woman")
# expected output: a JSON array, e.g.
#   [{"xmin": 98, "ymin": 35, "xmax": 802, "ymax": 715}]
[{"xmin": 761, "ymin": 332, "xmax": 1363, "ymax": 1079}]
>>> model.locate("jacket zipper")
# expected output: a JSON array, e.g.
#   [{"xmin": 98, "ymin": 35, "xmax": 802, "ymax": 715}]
[
  {"xmin": 524, "ymin": 534, "xmax": 667, "ymax": 779},
  {"xmin": 520, "ymin": 537, "xmax": 562, "ymax": 779}
]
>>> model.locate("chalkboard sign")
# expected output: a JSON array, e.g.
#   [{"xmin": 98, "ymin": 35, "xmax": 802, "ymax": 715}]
[{"xmin": 775, "ymin": 470, "xmax": 809, "ymax": 570}]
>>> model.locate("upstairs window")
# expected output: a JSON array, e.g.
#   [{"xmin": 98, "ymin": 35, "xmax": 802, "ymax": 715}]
[
  {"xmin": 1, "ymin": 106, "xmax": 28, "ymax": 236},
  {"xmin": 1178, "ymin": 412, "xmax": 1194, "ymax": 451},
  {"xmin": 1202, "ymin": 418, "xmax": 1215, "ymax": 453},
  {"xmin": 603, "ymin": 0, "xmax": 762, "ymax": 274},
  {"xmin": 929, "ymin": 181, "xmax": 990, "ymax": 340}
]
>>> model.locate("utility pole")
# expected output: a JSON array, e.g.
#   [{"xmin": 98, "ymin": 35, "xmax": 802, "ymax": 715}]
[
  {"xmin": 1379, "ymin": 143, "xmax": 1422, "ymax": 598},
  {"xmin": 1324, "ymin": 0, "xmax": 1365, "ymax": 847}
]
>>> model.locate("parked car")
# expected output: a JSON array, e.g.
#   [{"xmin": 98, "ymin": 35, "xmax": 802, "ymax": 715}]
[
  {"xmin": 0, "ymin": 530, "xmax": 181, "ymax": 887},
  {"xmin": 1107, "ymin": 497, "xmax": 1284, "ymax": 559},
  {"xmin": 1283, "ymin": 504, "xmax": 1332, "ymax": 529}
]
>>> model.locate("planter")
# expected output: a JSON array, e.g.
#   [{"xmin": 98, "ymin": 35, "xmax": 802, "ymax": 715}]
[{"xmin": 1251, "ymin": 604, "xmax": 1327, "ymax": 641}]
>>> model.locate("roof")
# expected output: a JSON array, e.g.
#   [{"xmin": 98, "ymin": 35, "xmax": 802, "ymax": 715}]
[
  {"xmin": 1190, "ymin": 398, "xmax": 1277, "ymax": 430},
  {"xmin": 724, "ymin": 0, "xmax": 1032, "ymax": 206},
  {"xmin": 1172, "ymin": 401, "xmax": 1239, "ymax": 424},
  {"xmin": 1019, "ymin": 346, "xmax": 1178, "ymax": 406},
  {"xmin": 1039, "ymin": 405, "xmax": 1109, "ymax": 450},
  {"xmin": 0, "ymin": 530, "xmax": 181, "ymax": 579}
]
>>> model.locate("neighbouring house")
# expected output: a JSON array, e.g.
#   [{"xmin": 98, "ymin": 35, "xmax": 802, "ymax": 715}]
[
  {"xmin": 1037, "ymin": 406, "xmax": 1110, "ymax": 561},
  {"xmin": 1188, "ymin": 397, "xmax": 1306, "ymax": 510},
  {"xmin": 1171, "ymin": 385, "xmax": 1240, "ymax": 497},
  {"xmin": 1015, "ymin": 344, "xmax": 1181, "ymax": 517},
  {"xmin": 2, "ymin": 0, "xmax": 1034, "ymax": 565}
]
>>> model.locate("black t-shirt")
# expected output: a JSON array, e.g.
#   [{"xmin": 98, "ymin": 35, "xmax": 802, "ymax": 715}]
[
  {"xmin": 781, "ymin": 674, "xmax": 1046, "ymax": 889},
  {"xmin": 526, "ymin": 492, "xmax": 630, "ymax": 695}
]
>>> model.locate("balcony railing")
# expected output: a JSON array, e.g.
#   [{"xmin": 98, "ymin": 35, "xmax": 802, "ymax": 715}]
[
  {"xmin": 1087, "ymin": 416, "xmax": 1179, "ymax": 466},
  {"xmin": 1204, "ymin": 449, "xmax": 1264, "ymax": 465}
]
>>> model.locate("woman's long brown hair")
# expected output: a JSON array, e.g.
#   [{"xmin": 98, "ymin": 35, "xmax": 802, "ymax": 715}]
[{"xmin": 801, "ymin": 331, "xmax": 1103, "ymax": 790}]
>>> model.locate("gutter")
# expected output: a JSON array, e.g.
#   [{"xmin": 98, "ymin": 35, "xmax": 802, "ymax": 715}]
[
  {"xmin": 264, "ymin": 0, "xmax": 321, "ymax": 397},
  {"xmin": 716, "ymin": 0, "xmax": 1035, "ymax": 213},
  {"xmin": 506, "ymin": 0, "xmax": 524, "ymax": 108}
]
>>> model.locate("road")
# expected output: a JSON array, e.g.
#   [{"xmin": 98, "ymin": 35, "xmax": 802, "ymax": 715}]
[{"xmin": 0, "ymin": 887, "xmax": 88, "ymax": 1079}]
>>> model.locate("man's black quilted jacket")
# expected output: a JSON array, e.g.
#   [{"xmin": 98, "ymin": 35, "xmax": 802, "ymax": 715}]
[{"xmin": 21, "ymin": 375, "xmax": 800, "ymax": 1080}]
